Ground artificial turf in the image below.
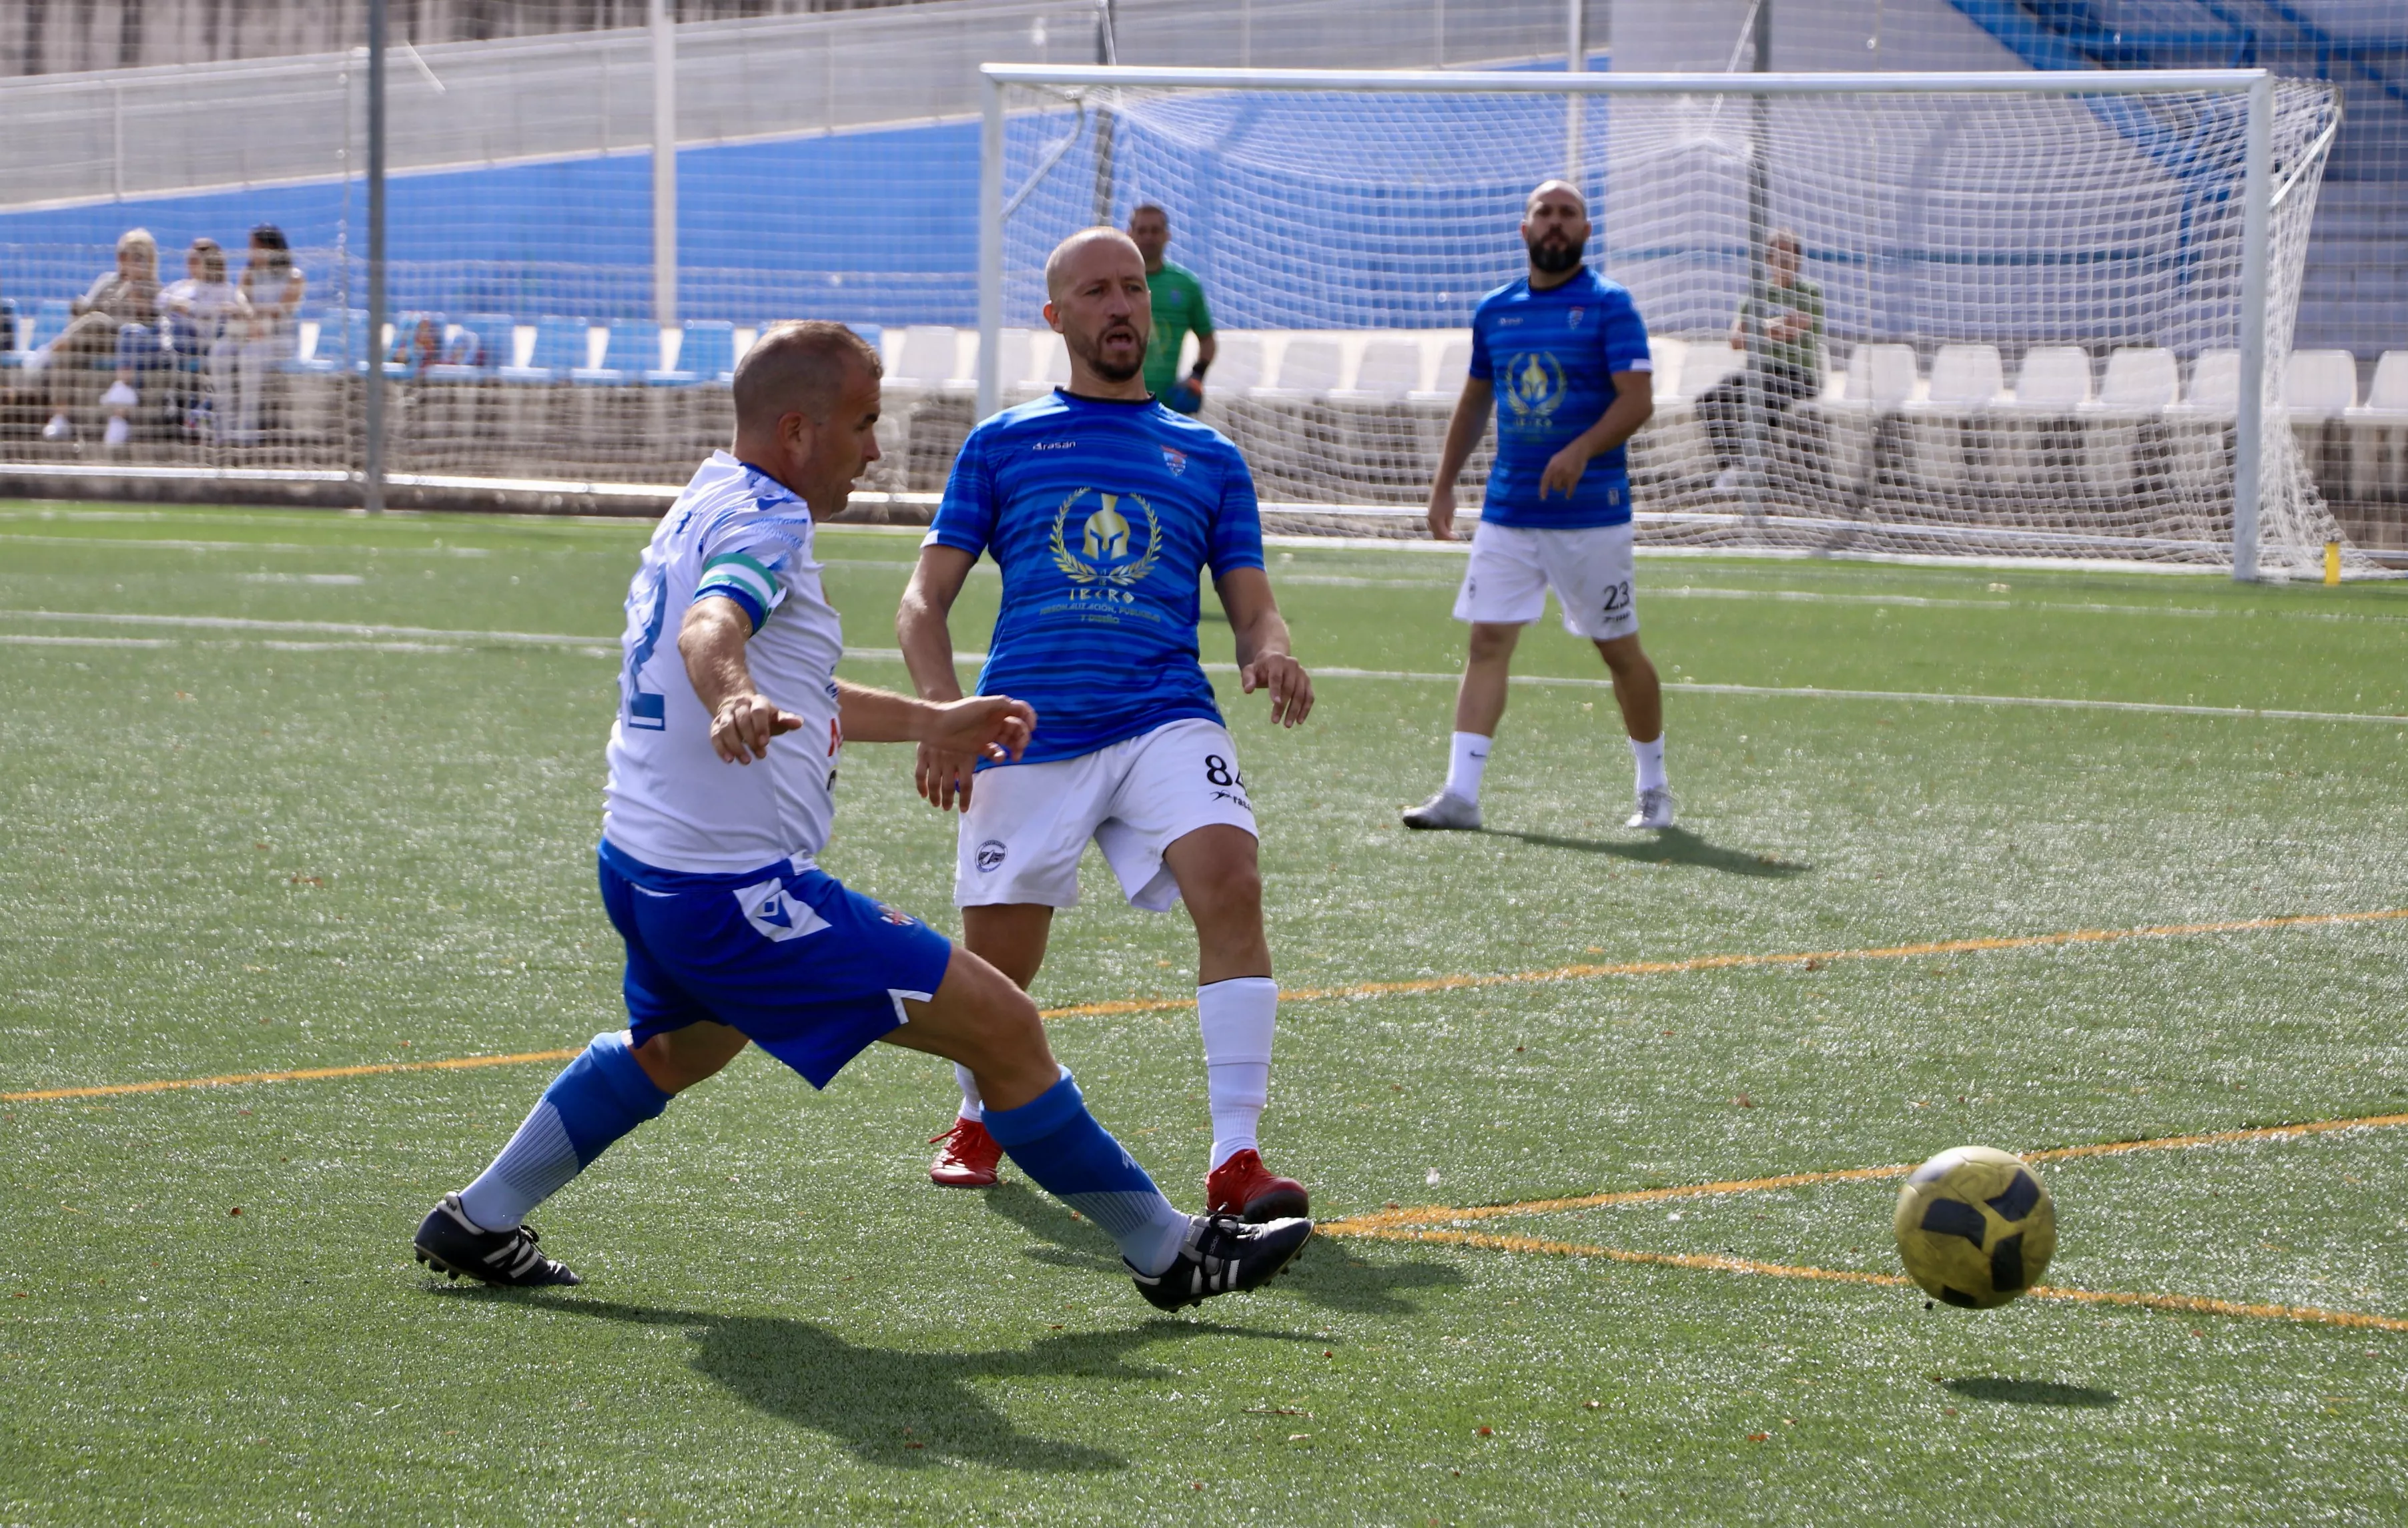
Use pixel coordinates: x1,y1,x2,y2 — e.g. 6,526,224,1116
2,500,2405,1525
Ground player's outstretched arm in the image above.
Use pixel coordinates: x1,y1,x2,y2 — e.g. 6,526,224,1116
681,595,805,765
1216,566,1314,729
1428,376,1494,541
897,544,983,811
835,680,1035,764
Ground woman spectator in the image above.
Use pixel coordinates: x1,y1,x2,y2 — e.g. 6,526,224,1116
159,237,248,441
230,224,306,446
39,228,163,446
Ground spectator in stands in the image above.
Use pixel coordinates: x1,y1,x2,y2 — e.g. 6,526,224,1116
159,237,248,440
390,315,443,375
39,228,164,446
230,224,306,446
1127,204,1216,413
1696,229,1824,490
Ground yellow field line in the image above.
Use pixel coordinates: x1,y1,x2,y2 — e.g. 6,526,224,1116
1330,1110,2408,1233
1327,1225,2408,1334
1034,906,2408,1020
0,1048,580,1103
7,906,2402,1105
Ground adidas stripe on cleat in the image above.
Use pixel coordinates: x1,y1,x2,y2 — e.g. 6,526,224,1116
1128,1212,1312,1312
412,1192,580,1287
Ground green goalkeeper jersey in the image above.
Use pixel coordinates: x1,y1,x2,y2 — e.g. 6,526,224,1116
1737,277,1825,376
1143,260,1214,397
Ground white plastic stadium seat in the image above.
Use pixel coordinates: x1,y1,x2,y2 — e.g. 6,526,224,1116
1647,336,1688,401
1921,344,2005,409
2175,350,2241,414
888,326,965,390
2284,349,2357,421
2347,350,2408,420
1409,334,1472,404
986,328,1035,394
2089,347,2179,412
2011,346,2092,409
1250,336,1343,399
1674,348,1741,401
1330,336,1423,402
1206,332,1266,394
1842,344,1918,406
1026,330,1071,390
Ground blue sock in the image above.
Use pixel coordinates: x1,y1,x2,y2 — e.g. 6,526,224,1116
458,1031,671,1230
982,1070,1190,1276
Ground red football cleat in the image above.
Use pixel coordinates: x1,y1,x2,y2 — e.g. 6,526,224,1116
1206,1148,1310,1224
929,1117,1003,1187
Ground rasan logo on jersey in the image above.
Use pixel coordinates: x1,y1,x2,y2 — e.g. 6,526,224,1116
1049,487,1163,608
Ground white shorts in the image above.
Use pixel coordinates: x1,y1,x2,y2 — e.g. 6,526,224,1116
1453,520,1639,641
955,717,1258,911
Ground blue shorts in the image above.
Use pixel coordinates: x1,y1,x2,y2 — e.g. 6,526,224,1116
597,839,955,1089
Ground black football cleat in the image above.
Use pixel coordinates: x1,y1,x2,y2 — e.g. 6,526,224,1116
412,1192,580,1287
1129,1212,1312,1312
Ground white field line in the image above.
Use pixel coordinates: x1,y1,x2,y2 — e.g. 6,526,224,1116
0,633,178,648
7,611,2403,726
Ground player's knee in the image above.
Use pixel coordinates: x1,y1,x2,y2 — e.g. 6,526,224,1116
1183,856,1264,929
1467,624,1521,663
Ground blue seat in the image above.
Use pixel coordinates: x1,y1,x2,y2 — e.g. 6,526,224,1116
424,313,514,382
647,320,736,386
500,315,589,383
570,320,659,386
25,298,73,354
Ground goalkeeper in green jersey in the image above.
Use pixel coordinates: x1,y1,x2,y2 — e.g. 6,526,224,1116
1128,203,1216,414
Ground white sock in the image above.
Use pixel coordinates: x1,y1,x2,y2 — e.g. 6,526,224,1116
1631,733,1667,794
953,1062,984,1123
103,416,131,446
1445,731,1491,805
1197,976,1277,1170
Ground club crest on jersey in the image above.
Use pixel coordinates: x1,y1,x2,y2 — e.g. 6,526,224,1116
1050,487,1162,602
1569,306,1586,329
1160,446,1188,476
1505,351,1567,426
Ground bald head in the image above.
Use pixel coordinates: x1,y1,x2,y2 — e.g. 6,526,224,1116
1526,179,1587,216
1046,227,1147,302
731,320,880,434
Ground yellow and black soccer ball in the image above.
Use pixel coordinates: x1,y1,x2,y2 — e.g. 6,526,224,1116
1893,1146,2056,1309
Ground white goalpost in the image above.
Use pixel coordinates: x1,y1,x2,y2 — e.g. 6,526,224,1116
976,64,2347,579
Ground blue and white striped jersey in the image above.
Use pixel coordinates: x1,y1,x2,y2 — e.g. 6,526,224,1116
1469,268,1653,528
926,390,1266,765
603,452,846,873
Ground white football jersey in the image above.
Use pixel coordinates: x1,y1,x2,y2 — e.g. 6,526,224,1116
603,452,845,873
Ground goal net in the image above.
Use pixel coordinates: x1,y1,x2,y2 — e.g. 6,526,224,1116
981,67,2350,575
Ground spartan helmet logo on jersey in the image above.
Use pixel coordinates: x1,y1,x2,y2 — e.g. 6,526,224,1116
1505,350,1565,426
1050,488,1164,589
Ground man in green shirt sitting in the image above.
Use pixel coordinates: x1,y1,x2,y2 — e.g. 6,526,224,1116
1128,204,1216,413
1697,228,1825,488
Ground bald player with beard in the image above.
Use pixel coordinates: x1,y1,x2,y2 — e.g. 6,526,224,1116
898,229,1317,1223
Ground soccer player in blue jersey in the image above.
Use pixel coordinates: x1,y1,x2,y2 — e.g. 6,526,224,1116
896,229,1316,1223
411,321,1310,1308
1404,180,1673,833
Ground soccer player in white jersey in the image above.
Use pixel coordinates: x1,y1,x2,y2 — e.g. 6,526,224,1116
1404,180,1673,833
411,322,1310,1309
897,229,1316,1223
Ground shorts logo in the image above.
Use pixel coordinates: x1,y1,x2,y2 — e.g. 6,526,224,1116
1160,446,1188,476
975,839,1008,872
735,877,830,943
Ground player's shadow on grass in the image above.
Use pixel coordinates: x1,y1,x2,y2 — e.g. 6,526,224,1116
1485,825,1809,879
480,1290,1309,1472
1943,1377,2119,1408
981,1181,1468,1315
